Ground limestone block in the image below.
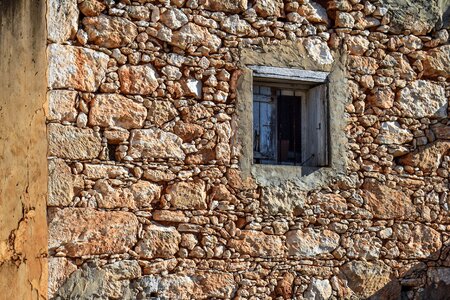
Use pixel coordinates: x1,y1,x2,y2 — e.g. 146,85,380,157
340,261,400,299
94,179,136,209
89,94,147,129
402,224,442,259
193,271,236,298
146,100,178,127
48,123,102,160
48,257,77,299
398,80,447,118
131,275,196,299
48,208,139,256
47,90,78,122
304,279,332,300
398,140,450,175
361,181,414,220
254,0,283,17
79,0,106,17
135,224,181,259
131,181,162,208
285,228,339,257
48,159,74,206
228,230,284,257
423,45,450,79
166,180,207,209
48,44,109,92
221,15,252,36
368,87,394,109
203,0,247,13
128,128,185,160
118,64,159,95
82,15,138,48
48,0,79,42
303,38,334,65
160,8,188,30
171,23,221,51
346,35,369,56
375,121,413,145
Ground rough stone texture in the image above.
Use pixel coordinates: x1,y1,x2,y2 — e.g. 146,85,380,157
228,230,284,257
402,224,442,259
45,0,450,298
83,15,138,48
397,80,447,118
423,45,450,79
89,94,147,129
286,228,340,257
48,44,109,92
48,257,77,298
362,181,415,220
48,123,102,160
48,0,78,43
166,180,207,209
376,121,414,145
0,1,48,298
203,0,247,13
340,260,400,299
118,64,159,95
128,128,185,160
48,159,74,206
304,278,332,300
47,90,78,122
135,224,181,259
48,208,139,257
399,141,450,175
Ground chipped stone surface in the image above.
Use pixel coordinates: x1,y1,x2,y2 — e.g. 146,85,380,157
118,64,159,95
171,23,221,51
128,128,185,160
83,15,138,48
303,38,334,66
228,230,284,257
48,0,78,42
135,224,181,259
166,180,207,209
397,80,447,118
47,90,78,122
48,208,139,256
89,94,147,129
48,123,102,160
376,121,414,145
203,0,247,13
48,44,109,92
423,45,450,79
286,228,340,257
48,159,74,206
399,140,450,175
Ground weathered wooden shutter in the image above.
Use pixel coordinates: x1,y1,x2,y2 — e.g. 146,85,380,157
303,84,328,167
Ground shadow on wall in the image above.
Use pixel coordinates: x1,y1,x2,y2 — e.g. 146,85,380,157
338,244,450,300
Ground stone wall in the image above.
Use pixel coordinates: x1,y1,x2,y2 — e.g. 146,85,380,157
0,0,48,299
47,0,450,299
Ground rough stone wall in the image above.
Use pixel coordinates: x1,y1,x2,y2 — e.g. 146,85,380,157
47,0,450,299
0,0,48,299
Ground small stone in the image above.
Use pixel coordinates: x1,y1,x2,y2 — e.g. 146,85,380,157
89,94,147,129
135,224,181,259
203,0,247,13
348,56,378,74
118,64,159,95
76,112,88,128
275,272,294,299
254,0,283,17
48,123,102,160
336,11,355,28
171,23,221,52
48,44,109,92
82,15,138,48
181,78,202,98
368,87,394,109
346,35,370,56
221,15,252,36
131,181,162,208
126,6,150,21
173,121,204,142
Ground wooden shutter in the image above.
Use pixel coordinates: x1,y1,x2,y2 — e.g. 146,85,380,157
303,84,328,167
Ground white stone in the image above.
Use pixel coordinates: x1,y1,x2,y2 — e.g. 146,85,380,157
303,38,334,65
398,80,447,118
160,8,188,30
286,228,340,257
47,90,78,122
48,0,78,42
376,121,414,145
304,279,332,300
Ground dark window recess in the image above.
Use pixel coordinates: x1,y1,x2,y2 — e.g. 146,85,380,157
253,84,328,167
107,144,117,161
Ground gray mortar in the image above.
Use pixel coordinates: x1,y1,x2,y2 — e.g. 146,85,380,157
234,41,350,215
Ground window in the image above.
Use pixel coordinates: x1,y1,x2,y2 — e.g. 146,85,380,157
251,66,329,168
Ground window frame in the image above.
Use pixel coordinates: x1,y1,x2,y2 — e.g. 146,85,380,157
249,65,330,173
